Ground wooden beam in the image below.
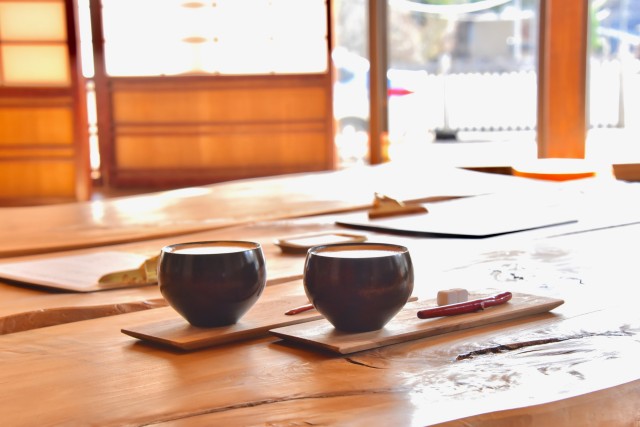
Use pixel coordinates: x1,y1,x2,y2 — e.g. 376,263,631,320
88,0,114,187
537,0,589,159
65,0,91,201
368,0,389,164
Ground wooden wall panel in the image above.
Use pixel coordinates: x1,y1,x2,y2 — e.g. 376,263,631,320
105,75,334,187
0,161,75,198
0,104,73,145
116,129,327,169
0,94,77,202
112,85,327,123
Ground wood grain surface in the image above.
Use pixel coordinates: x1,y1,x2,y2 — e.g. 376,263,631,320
0,212,490,334
0,291,637,426
122,279,323,350
1,168,640,425
271,292,564,354
0,163,552,257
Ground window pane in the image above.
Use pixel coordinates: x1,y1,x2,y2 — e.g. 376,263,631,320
77,0,95,77
1,45,70,85
332,0,369,167
587,0,640,163
386,0,539,163
332,0,540,167
0,2,67,41
101,0,328,77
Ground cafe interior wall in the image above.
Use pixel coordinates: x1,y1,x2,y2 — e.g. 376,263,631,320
0,0,336,205
1,0,639,206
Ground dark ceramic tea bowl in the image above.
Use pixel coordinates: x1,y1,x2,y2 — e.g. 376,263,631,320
303,242,414,332
158,241,266,327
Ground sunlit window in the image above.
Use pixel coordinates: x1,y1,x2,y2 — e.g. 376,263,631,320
100,0,328,77
332,0,640,168
587,0,640,163
0,1,70,86
387,0,539,161
332,0,540,166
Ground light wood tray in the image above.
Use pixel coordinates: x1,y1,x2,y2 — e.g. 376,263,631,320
270,292,564,354
122,283,322,351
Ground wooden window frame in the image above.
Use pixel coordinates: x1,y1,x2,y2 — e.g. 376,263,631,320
89,0,335,189
0,0,90,202
367,0,590,163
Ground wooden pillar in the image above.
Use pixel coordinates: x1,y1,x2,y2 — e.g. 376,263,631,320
537,0,589,159
64,0,91,201
89,0,113,187
368,0,388,164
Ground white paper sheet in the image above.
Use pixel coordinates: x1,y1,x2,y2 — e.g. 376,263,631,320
0,251,150,292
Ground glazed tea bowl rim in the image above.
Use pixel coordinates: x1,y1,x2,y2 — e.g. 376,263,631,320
161,240,262,255
307,241,410,257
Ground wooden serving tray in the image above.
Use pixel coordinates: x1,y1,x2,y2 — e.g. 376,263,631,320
270,292,564,354
122,281,322,351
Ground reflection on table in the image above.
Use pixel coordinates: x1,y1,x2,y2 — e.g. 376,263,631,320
1,164,639,426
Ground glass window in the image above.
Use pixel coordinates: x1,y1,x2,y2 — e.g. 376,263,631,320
0,1,70,86
0,2,66,40
100,0,328,77
387,0,539,162
587,0,640,163
332,0,369,167
2,45,70,84
332,0,540,167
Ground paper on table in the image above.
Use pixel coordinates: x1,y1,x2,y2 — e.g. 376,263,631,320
336,192,578,238
0,251,153,292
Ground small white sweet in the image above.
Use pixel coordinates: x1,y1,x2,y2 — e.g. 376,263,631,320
437,288,469,306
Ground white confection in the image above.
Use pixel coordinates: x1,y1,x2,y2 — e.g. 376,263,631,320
437,288,469,306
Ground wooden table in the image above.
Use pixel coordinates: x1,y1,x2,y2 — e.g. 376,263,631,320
0,219,339,333
0,215,479,334
0,167,639,426
0,163,553,258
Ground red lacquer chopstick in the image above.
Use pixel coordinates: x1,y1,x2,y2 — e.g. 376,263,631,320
416,291,513,319
284,304,315,316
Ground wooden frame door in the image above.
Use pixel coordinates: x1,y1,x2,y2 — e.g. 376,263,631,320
0,0,90,204
90,0,335,190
